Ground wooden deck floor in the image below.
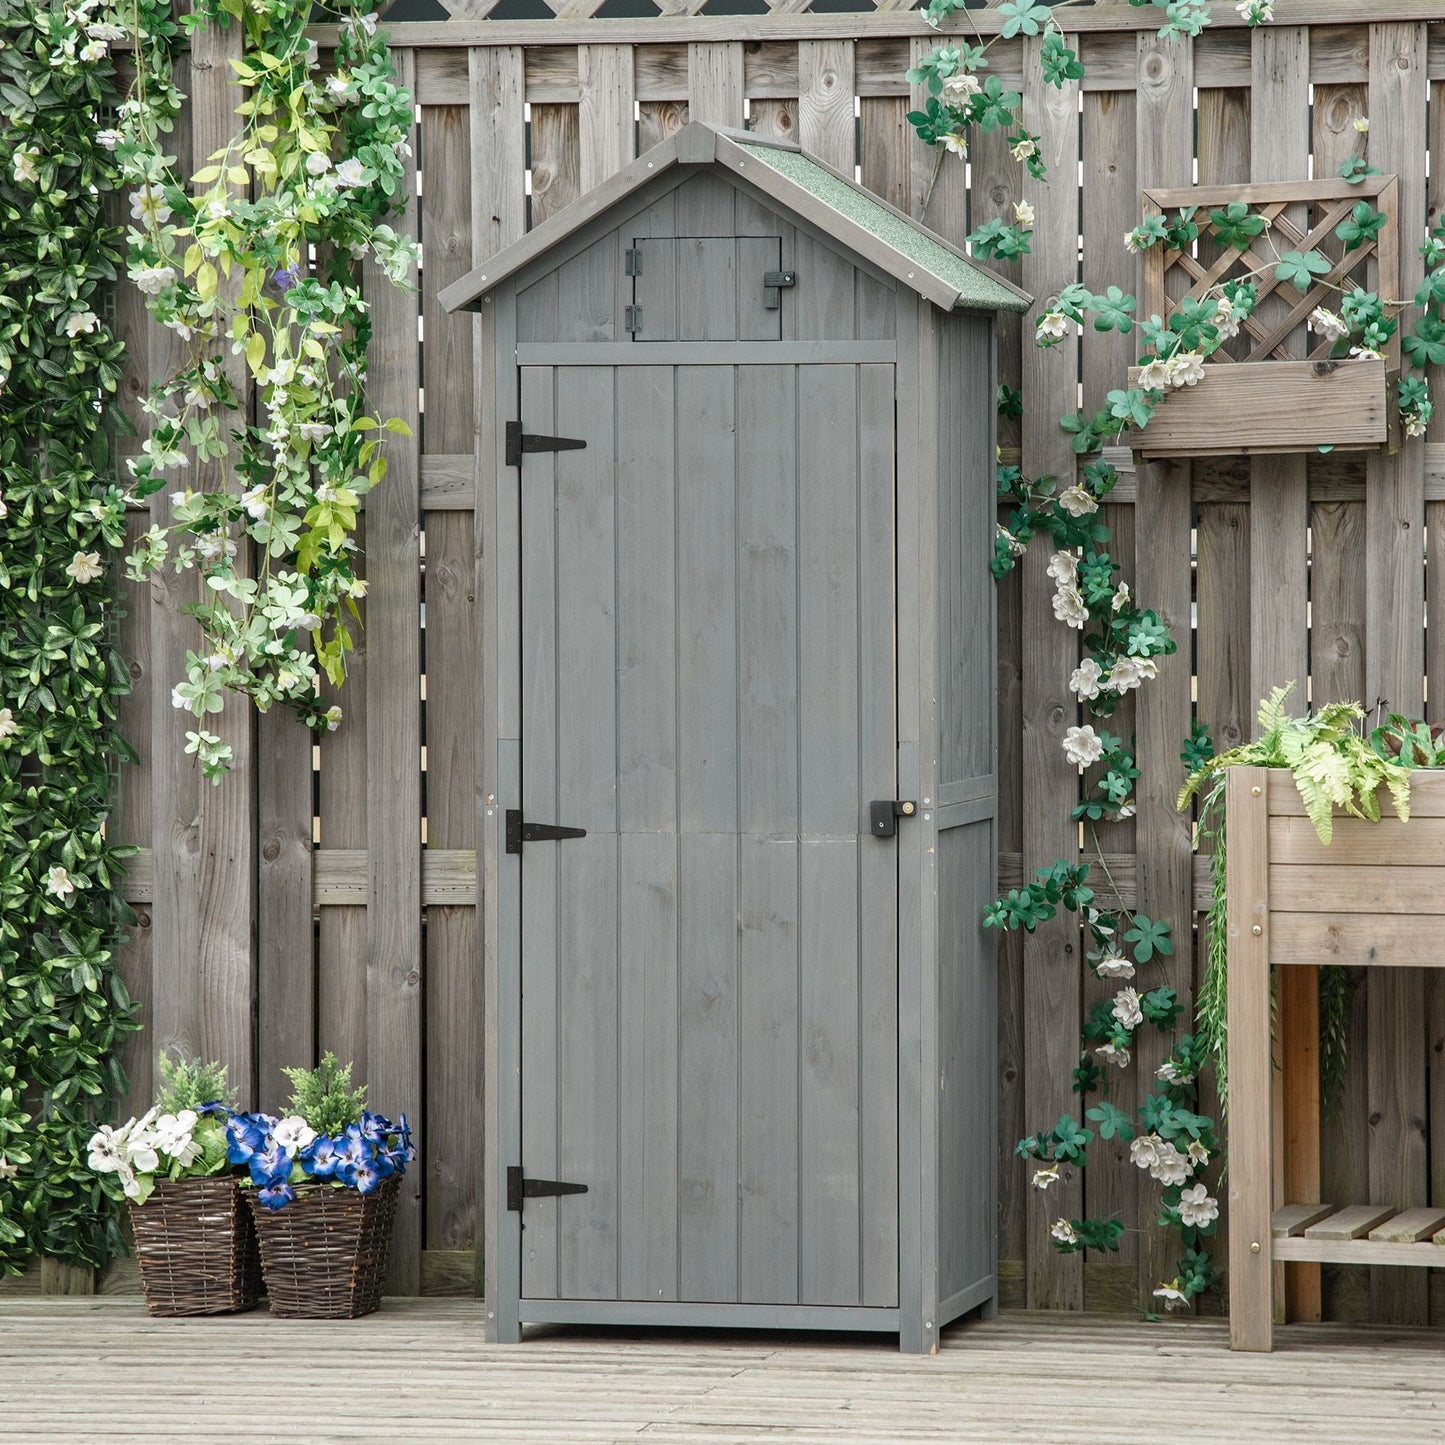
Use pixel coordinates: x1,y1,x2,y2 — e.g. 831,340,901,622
2,1297,1442,1444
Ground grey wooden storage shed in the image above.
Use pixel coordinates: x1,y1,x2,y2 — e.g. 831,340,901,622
439,121,1029,1353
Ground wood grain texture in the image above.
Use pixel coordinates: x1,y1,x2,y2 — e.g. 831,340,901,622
797,40,854,173
686,42,743,127
363,48,423,1296
1018,32,1081,1314
578,45,635,191
1364,19,1429,1330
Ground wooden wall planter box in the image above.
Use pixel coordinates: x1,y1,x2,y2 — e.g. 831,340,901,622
1127,175,1399,462
1127,358,1395,459
1225,767,1445,1352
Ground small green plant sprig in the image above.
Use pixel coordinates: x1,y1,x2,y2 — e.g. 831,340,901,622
0,0,139,1276
281,1052,367,1138
156,1050,237,1114
1181,684,1415,1110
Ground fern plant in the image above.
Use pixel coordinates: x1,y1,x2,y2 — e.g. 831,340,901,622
281,1053,367,1138
155,1052,237,1115
1180,685,1413,1113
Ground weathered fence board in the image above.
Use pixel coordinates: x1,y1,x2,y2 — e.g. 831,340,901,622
100,12,1444,1319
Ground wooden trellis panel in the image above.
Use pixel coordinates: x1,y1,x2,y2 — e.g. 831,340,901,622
81,9,1445,1320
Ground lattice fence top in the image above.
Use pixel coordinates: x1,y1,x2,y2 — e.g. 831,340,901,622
384,0,916,20
1141,175,1401,367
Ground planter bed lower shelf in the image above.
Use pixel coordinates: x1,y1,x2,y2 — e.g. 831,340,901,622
1271,1204,1445,1267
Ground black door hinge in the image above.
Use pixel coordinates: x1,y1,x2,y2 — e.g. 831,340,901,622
507,1165,588,1212
505,421,587,468
505,809,587,855
763,270,797,309
869,799,917,837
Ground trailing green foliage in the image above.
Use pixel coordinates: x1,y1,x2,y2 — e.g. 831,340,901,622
0,0,138,1275
281,1052,367,1138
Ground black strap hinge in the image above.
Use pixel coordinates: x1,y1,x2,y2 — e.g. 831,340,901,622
507,1165,588,1212
505,809,587,854
505,421,587,468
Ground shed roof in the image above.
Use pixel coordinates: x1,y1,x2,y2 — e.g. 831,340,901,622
437,122,1032,317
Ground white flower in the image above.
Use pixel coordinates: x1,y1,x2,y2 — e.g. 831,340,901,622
129,185,172,225
326,74,353,101
1154,1280,1191,1311
94,129,120,151
240,486,270,521
997,524,1025,559
87,1124,124,1174
1111,581,1130,614
1035,310,1069,342
1354,116,1370,134
941,71,980,102
1349,345,1385,362
273,1115,318,1152
1150,1143,1192,1187
348,9,377,35
940,131,967,159
1052,585,1088,629
1063,724,1104,770
0,1157,16,1180
12,145,39,186
1046,550,1078,588
1130,1135,1164,1172
205,198,229,222
86,21,126,41
1013,199,1035,229
1070,658,1104,701
1050,1219,1078,1245
1106,801,1137,822
0,490,6,518
79,39,108,62
1135,357,1174,391
1057,484,1098,518
1107,655,1158,694
1095,1040,1130,1069
165,317,195,341
1011,135,1037,162
1165,351,1206,388
1406,415,1428,439
334,157,368,189
346,578,368,599
45,865,75,899
1213,294,1243,341
64,311,99,338
131,265,175,296
1177,1183,1218,1229
1309,307,1349,343
305,150,332,176
151,1111,201,1166
296,422,333,444
1096,955,1134,979
65,551,103,584
195,534,236,563
0,707,16,739
1186,1139,1210,1166
1112,986,1143,1029
171,686,188,711
205,653,230,673
324,705,343,732
1156,1060,1193,1085
1032,1165,1060,1191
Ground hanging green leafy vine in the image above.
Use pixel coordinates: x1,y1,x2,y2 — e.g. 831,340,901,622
117,0,418,780
0,0,139,1275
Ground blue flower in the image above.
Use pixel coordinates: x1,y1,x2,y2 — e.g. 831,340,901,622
358,1111,390,1145
195,1100,230,1119
247,1138,293,1186
345,1157,382,1194
225,1113,268,1165
256,1174,296,1210
270,265,302,297
391,1112,414,1161
298,1134,341,1178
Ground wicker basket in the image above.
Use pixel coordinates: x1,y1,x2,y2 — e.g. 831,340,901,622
246,1176,399,1318
128,1176,264,1316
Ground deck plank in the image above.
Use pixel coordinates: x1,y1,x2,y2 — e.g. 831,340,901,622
3,1300,1445,1442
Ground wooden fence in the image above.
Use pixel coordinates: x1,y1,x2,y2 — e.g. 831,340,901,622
97,0,1445,1316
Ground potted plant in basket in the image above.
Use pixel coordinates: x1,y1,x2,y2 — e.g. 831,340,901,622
86,1052,262,1316
229,1053,414,1319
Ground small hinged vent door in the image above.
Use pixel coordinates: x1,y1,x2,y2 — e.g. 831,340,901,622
630,236,783,341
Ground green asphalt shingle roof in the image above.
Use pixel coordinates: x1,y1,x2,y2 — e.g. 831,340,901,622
734,141,1032,315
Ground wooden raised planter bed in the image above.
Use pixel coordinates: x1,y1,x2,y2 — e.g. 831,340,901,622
1225,766,1445,1352
1128,176,1400,460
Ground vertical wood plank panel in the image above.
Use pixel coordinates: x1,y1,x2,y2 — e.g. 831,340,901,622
364,47,422,1295
1365,19,1429,1328
797,40,855,173
908,40,965,242
529,104,581,227
748,98,797,147
858,98,908,213
640,99,689,153
471,46,526,262
579,45,636,192
1019,31,1082,1313
687,42,744,128
1133,25,1195,1311
422,99,481,1257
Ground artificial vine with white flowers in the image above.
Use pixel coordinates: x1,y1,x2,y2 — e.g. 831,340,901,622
117,0,418,780
0,0,139,1277
911,0,1445,1311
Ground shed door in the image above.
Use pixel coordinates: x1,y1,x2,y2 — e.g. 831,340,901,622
517,363,899,1310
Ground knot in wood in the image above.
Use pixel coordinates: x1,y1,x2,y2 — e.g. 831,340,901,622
262,839,281,862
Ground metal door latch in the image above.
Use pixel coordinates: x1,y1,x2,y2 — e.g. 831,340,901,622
869,799,917,837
